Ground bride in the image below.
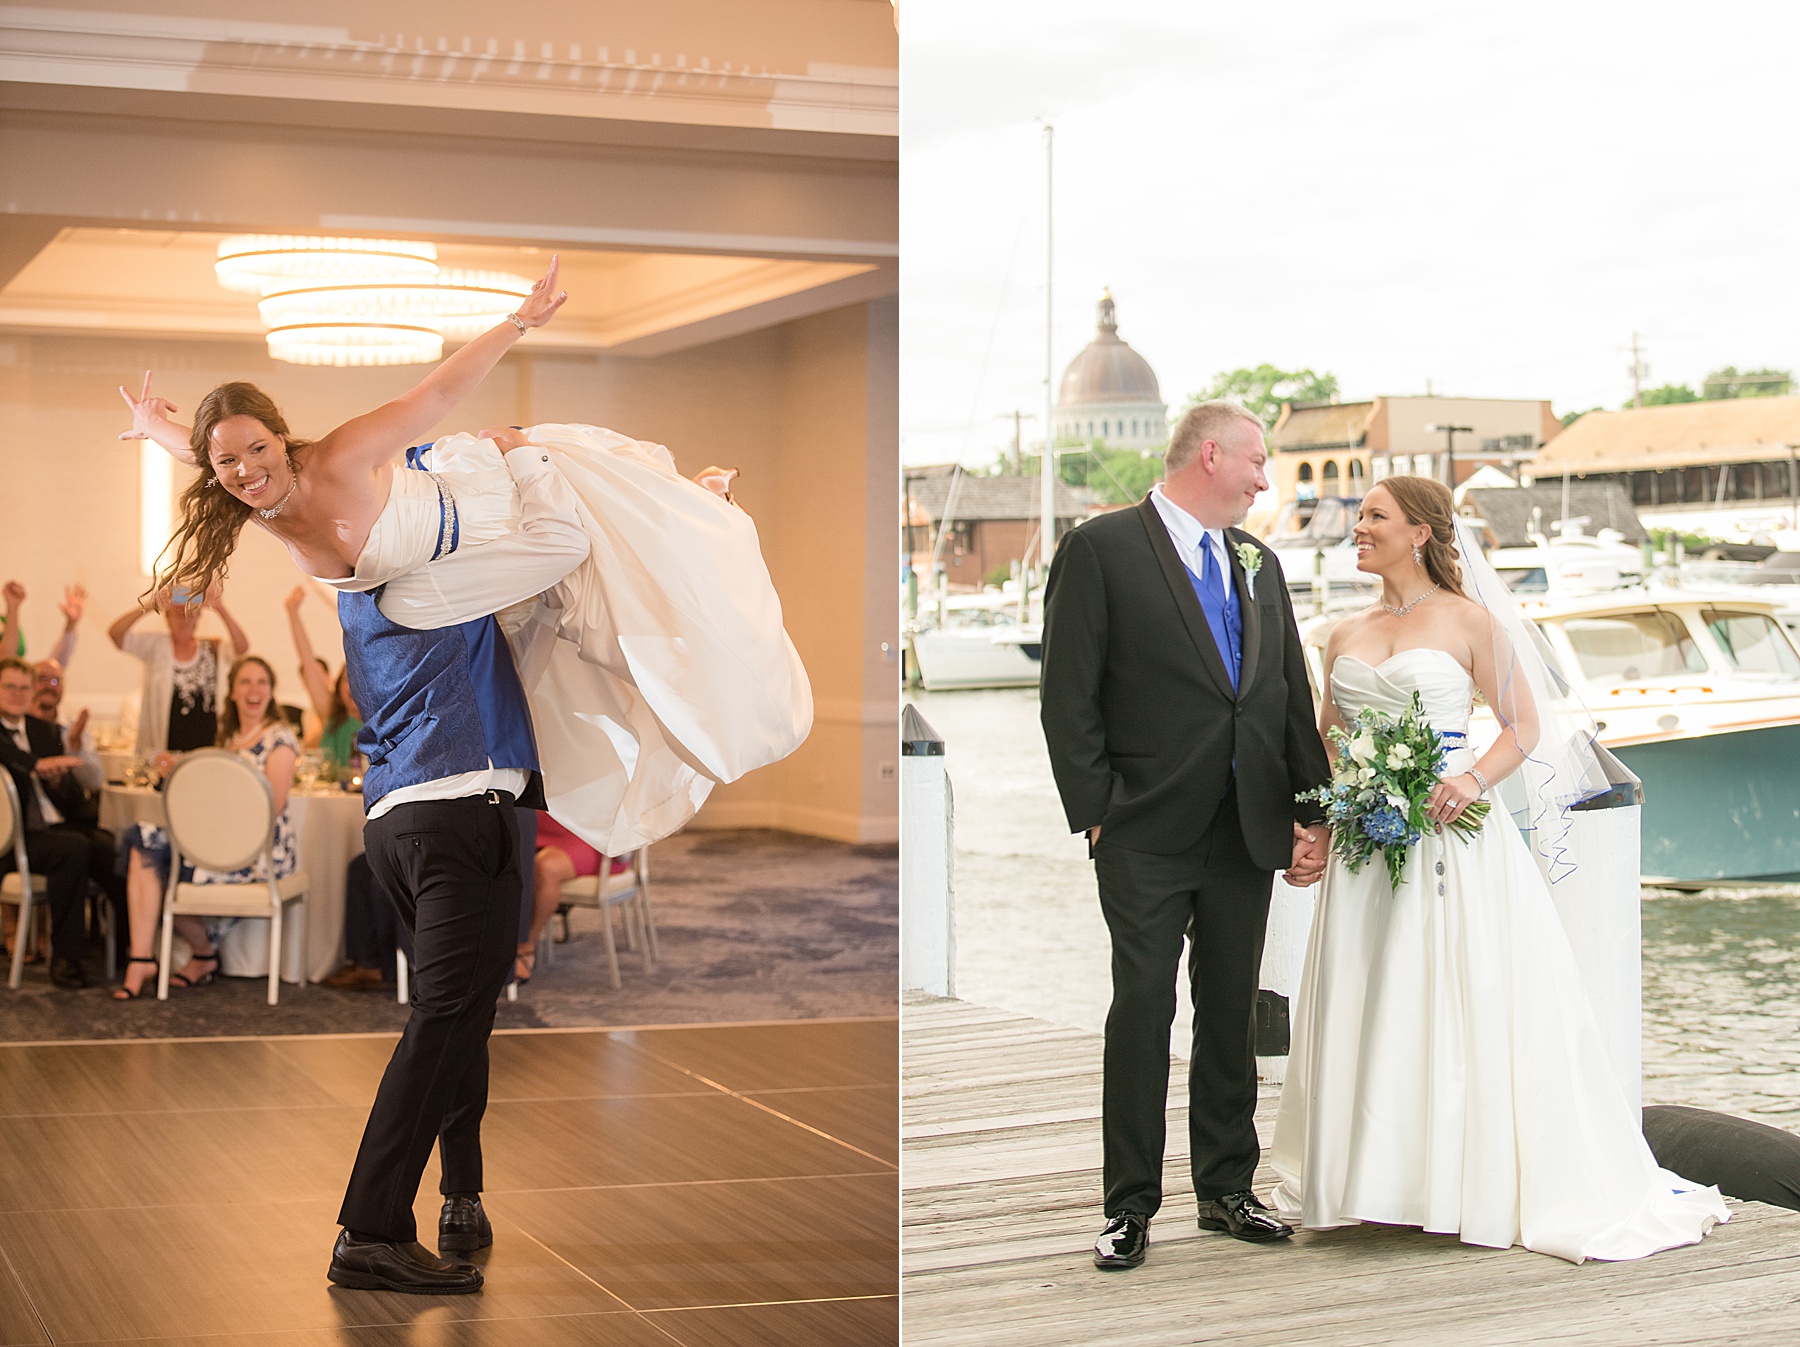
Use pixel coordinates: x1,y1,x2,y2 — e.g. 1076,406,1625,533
1268,475,1726,1264
118,256,811,851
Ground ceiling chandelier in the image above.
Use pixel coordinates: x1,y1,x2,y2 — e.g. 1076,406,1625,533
215,236,533,367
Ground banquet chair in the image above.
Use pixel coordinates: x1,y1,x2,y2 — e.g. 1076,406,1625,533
0,775,35,990
156,750,308,1006
0,775,119,987
554,847,655,992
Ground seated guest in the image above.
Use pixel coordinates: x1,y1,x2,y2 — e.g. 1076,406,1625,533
322,854,405,991
108,583,249,758
1,580,83,668
516,810,615,986
283,586,363,768
114,656,299,1000
0,658,92,988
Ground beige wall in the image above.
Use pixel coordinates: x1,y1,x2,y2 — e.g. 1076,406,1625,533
0,299,896,843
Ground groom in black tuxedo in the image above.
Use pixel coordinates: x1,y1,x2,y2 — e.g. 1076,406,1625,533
1040,401,1333,1268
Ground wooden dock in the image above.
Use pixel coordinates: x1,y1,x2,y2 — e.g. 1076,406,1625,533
903,994,1800,1347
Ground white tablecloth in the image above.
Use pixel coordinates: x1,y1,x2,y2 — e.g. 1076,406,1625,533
100,785,366,983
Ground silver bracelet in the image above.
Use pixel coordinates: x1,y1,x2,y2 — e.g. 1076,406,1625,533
506,312,528,335
1468,766,1490,797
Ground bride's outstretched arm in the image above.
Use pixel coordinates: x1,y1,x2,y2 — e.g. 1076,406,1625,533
117,372,196,464
310,257,569,479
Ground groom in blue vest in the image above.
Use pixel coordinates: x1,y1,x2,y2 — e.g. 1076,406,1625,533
326,436,589,1295
1040,401,1333,1270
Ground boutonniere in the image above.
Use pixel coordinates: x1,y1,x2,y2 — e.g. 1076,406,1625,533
1234,541,1263,588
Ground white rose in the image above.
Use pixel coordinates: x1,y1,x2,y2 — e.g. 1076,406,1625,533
1358,766,1376,785
1348,733,1377,765
1385,793,1406,810
1389,743,1413,763
1385,749,1409,771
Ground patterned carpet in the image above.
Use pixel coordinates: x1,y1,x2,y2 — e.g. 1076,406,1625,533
0,829,898,1041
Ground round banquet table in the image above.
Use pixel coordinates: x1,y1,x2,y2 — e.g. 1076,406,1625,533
99,784,366,984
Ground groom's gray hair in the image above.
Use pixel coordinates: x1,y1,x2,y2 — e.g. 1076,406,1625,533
1165,401,1265,473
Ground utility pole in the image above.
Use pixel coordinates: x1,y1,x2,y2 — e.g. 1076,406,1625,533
997,409,1030,474
1424,423,1473,490
1628,331,1647,408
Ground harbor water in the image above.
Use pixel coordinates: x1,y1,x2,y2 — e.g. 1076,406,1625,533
910,686,1800,1130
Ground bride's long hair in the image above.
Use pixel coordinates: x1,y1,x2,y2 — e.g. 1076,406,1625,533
150,383,314,601
1372,476,1466,599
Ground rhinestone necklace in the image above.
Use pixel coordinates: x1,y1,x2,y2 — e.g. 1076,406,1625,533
256,476,299,521
1381,583,1439,618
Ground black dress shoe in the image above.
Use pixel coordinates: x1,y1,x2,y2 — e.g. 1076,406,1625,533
438,1193,493,1253
49,958,86,990
326,1230,483,1294
1093,1212,1149,1269
1196,1190,1293,1243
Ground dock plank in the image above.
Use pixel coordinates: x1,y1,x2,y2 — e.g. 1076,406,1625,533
902,993,1800,1346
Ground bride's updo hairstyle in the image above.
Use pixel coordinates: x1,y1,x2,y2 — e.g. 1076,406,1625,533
151,382,314,601
1371,475,1465,599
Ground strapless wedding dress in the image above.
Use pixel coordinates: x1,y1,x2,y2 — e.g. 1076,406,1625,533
1268,648,1726,1263
311,424,812,853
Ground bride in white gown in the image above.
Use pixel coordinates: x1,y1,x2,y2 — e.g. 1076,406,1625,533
1268,476,1726,1264
117,257,810,852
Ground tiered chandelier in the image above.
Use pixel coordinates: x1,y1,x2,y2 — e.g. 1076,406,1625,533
215,236,534,367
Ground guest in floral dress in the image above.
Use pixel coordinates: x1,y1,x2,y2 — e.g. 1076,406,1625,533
114,656,299,999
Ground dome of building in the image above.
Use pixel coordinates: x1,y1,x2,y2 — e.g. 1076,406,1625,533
1054,290,1168,451
1058,290,1162,406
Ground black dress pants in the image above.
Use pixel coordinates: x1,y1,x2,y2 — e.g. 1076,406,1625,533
0,827,89,968
1093,785,1275,1218
337,794,522,1243
44,822,121,949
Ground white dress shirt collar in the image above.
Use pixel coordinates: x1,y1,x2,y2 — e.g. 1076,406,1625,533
1150,485,1228,575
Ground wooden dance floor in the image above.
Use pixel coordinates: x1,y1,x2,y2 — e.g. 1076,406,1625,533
0,1018,897,1345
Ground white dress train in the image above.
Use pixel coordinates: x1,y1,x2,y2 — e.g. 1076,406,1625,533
311,423,812,854
1268,648,1726,1264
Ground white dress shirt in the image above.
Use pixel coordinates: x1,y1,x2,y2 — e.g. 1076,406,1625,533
365,445,592,820
1150,485,1230,595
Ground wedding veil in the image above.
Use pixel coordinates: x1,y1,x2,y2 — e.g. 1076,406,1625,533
1453,517,1608,883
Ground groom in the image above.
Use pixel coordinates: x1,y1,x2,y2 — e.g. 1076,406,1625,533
326,435,590,1294
1040,400,1332,1269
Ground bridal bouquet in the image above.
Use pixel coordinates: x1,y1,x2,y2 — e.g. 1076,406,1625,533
1296,692,1490,890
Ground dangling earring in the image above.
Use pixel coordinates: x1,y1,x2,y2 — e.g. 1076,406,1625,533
1412,543,1424,568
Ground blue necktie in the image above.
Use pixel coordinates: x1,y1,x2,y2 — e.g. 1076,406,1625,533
1200,534,1225,604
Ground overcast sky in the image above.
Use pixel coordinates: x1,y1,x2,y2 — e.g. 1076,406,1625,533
900,0,1800,467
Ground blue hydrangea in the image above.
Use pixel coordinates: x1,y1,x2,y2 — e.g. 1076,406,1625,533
1363,806,1413,848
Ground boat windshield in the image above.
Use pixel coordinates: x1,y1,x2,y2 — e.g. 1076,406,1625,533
1558,611,1707,682
1499,567,1548,595
1701,609,1800,677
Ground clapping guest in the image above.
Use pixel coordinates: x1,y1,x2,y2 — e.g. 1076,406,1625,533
108,583,249,758
0,658,92,988
282,586,363,768
114,656,299,999
1,581,84,668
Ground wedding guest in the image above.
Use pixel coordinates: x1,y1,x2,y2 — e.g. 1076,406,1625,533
114,655,299,999
0,658,92,988
29,656,124,955
2,581,84,668
108,584,249,757
283,586,363,767
516,810,620,985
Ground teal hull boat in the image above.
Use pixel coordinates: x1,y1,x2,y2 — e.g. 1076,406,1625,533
1616,723,1800,885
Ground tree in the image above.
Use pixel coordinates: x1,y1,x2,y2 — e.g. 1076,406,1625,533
1188,365,1339,428
1561,407,1601,428
1702,366,1792,400
1636,383,1699,407
1018,443,1162,507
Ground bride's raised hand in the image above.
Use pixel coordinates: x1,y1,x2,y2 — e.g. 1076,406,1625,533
512,255,569,329
117,371,197,464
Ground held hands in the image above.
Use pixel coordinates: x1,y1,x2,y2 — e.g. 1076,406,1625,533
117,372,196,464
1426,773,1482,829
511,255,569,330
1284,822,1329,888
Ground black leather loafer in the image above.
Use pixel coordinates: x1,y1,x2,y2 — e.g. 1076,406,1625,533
49,957,86,990
1196,1190,1293,1243
326,1230,483,1294
438,1193,493,1253
1093,1212,1149,1269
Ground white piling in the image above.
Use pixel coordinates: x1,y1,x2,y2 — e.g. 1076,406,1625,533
901,705,955,997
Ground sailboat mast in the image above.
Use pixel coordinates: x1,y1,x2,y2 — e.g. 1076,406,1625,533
1040,121,1056,575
